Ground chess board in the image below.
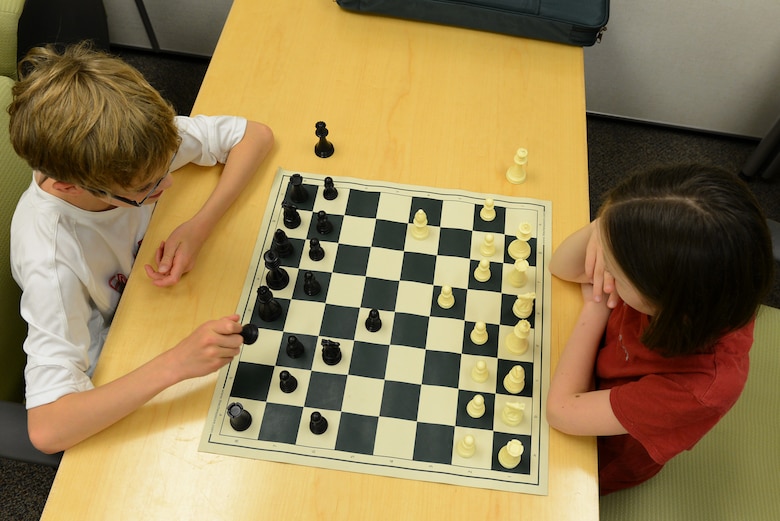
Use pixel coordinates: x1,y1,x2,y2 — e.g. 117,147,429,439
199,168,552,495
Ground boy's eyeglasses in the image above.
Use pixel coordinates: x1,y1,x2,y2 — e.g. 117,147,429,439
92,151,177,207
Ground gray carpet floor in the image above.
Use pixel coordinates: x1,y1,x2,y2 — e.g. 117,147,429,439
2,48,778,520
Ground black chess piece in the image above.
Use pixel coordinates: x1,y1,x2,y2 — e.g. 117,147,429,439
263,250,290,290
314,121,334,158
308,238,325,261
279,370,298,393
255,285,283,322
321,339,342,365
322,177,338,200
271,228,294,258
240,324,259,345
227,402,252,431
315,210,333,235
282,203,301,229
302,270,321,296
286,335,305,358
309,411,328,435
365,308,382,332
288,173,308,203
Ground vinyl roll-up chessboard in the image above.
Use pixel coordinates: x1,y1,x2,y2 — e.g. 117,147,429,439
200,167,552,495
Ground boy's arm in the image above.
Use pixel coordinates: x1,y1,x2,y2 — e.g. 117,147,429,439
27,315,244,454
145,121,274,286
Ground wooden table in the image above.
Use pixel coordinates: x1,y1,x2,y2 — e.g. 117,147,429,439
42,1,596,519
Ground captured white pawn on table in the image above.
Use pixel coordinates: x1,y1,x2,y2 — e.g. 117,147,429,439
507,222,533,261
505,147,528,185
411,208,428,239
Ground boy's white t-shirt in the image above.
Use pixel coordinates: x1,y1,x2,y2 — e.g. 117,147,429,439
11,115,248,409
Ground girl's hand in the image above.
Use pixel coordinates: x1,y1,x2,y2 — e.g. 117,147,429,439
584,220,621,308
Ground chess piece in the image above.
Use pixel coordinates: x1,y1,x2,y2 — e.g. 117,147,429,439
255,286,283,322
309,411,329,434
508,259,529,288
501,402,525,427
466,394,486,418
321,339,342,365
322,176,338,200
282,203,301,229
316,210,333,235
365,308,382,332
272,228,294,258
512,292,536,319
227,402,252,432
264,250,290,290
480,233,496,257
498,439,524,469
314,121,334,158
437,285,455,309
470,321,488,345
505,148,528,184
503,365,526,394
480,198,496,221
302,270,321,296
410,209,429,240
506,319,531,355
473,258,491,283
308,238,325,261
507,222,532,260
279,370,298,393
471,360,489,383
240,324,259,345
286,335,305,358
288,173,308,203
456,434,476,458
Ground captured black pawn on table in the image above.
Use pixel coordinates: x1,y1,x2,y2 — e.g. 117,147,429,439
255,285,283,322
314,121,334,158
227,402,252,431
288,173,309,203
263,250,289,290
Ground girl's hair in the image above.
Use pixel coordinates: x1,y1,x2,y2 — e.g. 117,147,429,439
8,42,180,191
598,164,774,356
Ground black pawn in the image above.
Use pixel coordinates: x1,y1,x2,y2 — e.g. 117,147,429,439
314,121,334,158
309,411,328,435
321,339,342,365
302,270,321,296
316,210,333,235
279,370,298,393
286,335,305,359
282,203,301,229
227,402,252,431
264,250,290,290
322,177,338,200
272,229,294,258
255,286,283,322
365,308,382,332
308,238,325,261
240,324,259,345
288,173,308,203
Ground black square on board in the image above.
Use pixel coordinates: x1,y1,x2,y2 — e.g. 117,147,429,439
380,381,420,421
361,278,399,311
258,403,302,444
291,270,331,303
335,413,378,455
409,197,442,226
275,236,305,268
251,296,290,331
500,294,536,328
319,305,360,339
304,372,347,410
421,351,461,388
333,244,371,276
389,313,429,348
231,362,274,402
472,204,506,233
306,212,343,243
461,322,499,356
437,228,472,258
275,333,317,370
400,252,436,284
455,390,495,429
496,360,534,398
348,342,389,379
429,286,467,320
503,238,538,266
284,179,316,212
491,432,533,475
372,220,407,250
467,259,503,292
345,190,381,218
413,423,454,464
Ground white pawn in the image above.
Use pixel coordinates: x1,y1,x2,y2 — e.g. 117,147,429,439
503,365,526,394
501,402,525,427
480,233,496,257
471,360,489,383
456,434,476,458
512,292,536,319
411,209,429,240
498,439,525,469
508,259,529,288
470,321,488,345
466,394,486,418
505,148,528,184
479,198,496,221
437,285,455,309
507,222,532,260
473,258,491,282
505,319,531,355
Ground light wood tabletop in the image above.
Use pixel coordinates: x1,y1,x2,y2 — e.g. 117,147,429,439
41,1,596,519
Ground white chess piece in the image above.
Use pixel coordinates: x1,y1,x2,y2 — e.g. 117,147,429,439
505,148,528,184
508,259,529,288
456,434,476,458
471,360,489,383
473,258,491,282
411,209,429,240
466,394,486,418
480,233,496,257
501,402,525,427
470,321,488,345
437,285,455,309
507,222,532,260
512,292,536,319
479,198,496,221
498,439,525,469
505,319,531,355
503,365,526,394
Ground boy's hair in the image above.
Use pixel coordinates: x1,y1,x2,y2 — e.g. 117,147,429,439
598,164,774,356
8,42,180,191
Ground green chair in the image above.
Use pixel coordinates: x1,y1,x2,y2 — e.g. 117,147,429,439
600,305,780,521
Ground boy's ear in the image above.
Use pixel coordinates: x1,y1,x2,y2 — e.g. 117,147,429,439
50,180,88,195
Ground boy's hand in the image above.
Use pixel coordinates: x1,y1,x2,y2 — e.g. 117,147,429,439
167,315,244,381
144,221,207,287
584,220,620,308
